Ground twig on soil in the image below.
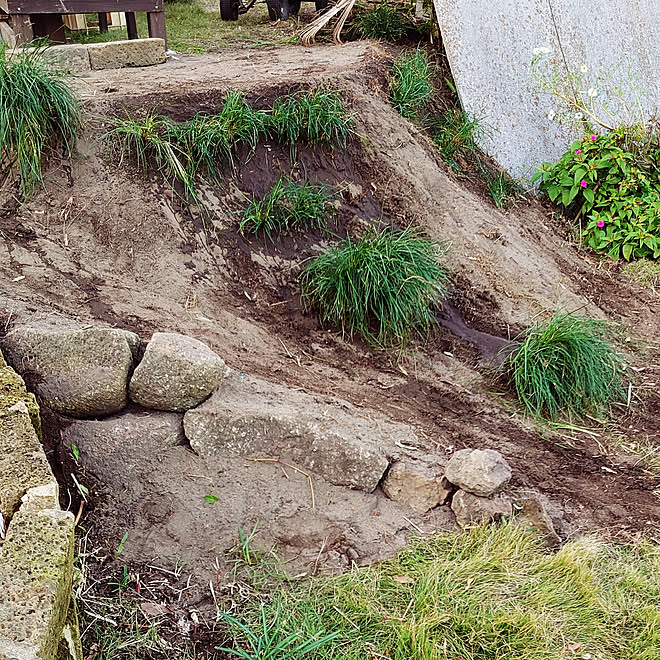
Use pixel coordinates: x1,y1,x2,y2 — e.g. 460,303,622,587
403,516,425,534
250,457,316,509
278,338,303,368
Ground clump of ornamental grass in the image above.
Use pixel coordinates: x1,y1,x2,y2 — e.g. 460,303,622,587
389,49,432,118
355,1,405,41
0,46,80,197
172,91,268,180
500,312,626,420
239,178,333,237
105,113,196,199
429,107,485,171
269,89,353,147
300,226,450,347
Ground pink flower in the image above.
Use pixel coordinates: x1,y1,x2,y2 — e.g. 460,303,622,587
580,180,588,188
575,149,582,154
590,135,597,140
597,220,605,228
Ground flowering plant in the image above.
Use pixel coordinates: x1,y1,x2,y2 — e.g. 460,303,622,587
533,129,660,260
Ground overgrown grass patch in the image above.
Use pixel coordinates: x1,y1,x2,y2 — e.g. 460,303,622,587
269,90,354,147
429,107,484,172
355,1,405,41
239,178,333,237
485,169,523,209
0,46,80,197
622,259,660,292
229,524,659,660
300,226,449,347
389,49,432,118
500,312,627,421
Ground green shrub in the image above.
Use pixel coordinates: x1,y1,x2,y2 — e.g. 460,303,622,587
389,49,432,118
501,312,626,420
105,113,196,199
429,108,484,171
239,178,333,237
300,226,449,347
532,128,660,261
356,2,405,41
270,90,353,147
0,46,80,197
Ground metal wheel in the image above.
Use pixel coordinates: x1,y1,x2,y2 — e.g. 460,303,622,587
220,0,239,20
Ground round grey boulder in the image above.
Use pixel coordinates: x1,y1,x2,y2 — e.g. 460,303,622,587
129,332,226,412
444,448,512,497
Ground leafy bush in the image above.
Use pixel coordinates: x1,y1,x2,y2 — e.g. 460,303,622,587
501,312,626,420
270,90,353,147
429,108,484,171
356,2,405,41
239,178,333,237
533,128,660,260
300,226,449,347
389,50,432,118
0,46,80,197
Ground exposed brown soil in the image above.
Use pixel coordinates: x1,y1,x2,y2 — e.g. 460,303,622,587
0,42,658,654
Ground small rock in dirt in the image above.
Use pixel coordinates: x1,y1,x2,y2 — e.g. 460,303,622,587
382,460,451,513
183,372,412,492
451,489,512,525
61,410,184,484
129,332,227,412
444,448,512,497
514,497,561,545
2,326,137,417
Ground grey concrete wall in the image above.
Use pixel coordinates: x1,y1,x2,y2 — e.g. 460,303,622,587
433,0,660,180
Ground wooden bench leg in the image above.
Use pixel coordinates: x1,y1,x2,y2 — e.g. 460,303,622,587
98,12,109,33
147,10,167,48
10,14,34,45
125,12,138,39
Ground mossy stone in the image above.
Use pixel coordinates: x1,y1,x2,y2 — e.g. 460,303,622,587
0,351,42,438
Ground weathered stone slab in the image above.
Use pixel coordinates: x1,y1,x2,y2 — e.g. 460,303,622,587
0,509,75,660
87,38,166,70
2,327,136,418
61,410,184,484
0,409,55,518
0,357,42,437
433,0,660,179
451,489,512,525
382,459,451,513
7,45,90,74
129,333,227,412
184,372,403,492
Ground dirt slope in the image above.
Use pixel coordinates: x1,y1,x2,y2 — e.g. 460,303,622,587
0,43,658,583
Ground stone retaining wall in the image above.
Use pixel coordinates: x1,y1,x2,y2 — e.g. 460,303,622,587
0,352,82,660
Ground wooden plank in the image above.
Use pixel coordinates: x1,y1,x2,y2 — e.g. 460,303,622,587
125,9,137,38
10,13,32,44
4,0,162,14
146,9,165,45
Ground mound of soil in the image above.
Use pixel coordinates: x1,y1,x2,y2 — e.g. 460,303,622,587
1,44,658,610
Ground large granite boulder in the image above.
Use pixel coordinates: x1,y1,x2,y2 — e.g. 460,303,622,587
2,327,138,418
183,372,406,492
444,448,512,497
129,333,227,412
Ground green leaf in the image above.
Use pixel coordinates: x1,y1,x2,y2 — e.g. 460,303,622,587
573,168,586,184
583,188,595,205
622,243,633,260
548,185,561,202
72,444,80,462
204,494,220,504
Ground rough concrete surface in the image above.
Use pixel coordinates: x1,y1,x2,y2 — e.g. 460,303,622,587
8,44,90,73
87,38,166,70
184,371,409,492
434,0,660,179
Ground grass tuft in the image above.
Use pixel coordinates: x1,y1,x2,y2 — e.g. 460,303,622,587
239,178,333,237
500,312,626,420
429,107,484,171
0,45,80,197
389,49,432,118
486,169,523,209
242,523,659,660
356,2,405,41
300,225,449,347
270,89,353,147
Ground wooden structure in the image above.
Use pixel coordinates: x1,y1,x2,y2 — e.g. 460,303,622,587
1,0,166,46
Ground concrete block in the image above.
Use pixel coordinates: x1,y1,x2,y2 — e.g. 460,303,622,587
87,38,166,70
6,45,90,74
0,509,75,660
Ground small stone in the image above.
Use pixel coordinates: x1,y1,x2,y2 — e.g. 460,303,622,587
514,497,561,545
444,448,512,496
451,489,512,525
382,460,451,513
129,333,227,412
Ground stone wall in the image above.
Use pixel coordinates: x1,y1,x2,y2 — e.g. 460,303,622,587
0,352,82,660
433,0,660,179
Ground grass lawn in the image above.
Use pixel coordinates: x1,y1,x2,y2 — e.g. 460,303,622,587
66,2,314,53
